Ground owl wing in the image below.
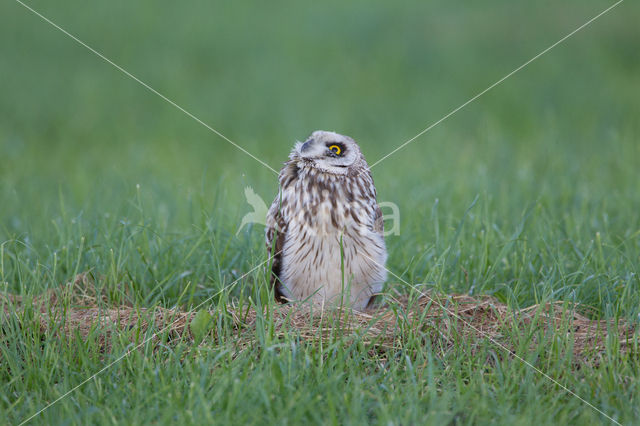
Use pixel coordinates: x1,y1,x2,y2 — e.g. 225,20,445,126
372,203,384,235
265,192,287,302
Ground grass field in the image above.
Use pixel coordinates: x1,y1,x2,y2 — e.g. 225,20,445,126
1,0,639,424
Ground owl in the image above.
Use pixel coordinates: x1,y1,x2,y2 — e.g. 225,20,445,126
265,130,387,310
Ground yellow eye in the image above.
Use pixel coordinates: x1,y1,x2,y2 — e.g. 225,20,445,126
328,145,342,155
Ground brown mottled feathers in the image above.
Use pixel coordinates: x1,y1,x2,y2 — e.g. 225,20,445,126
265,193,287,302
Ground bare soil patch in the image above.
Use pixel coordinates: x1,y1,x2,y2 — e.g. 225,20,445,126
2,274,636,364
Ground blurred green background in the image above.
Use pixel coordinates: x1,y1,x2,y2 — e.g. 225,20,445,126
2,1,640,424
1,0,638,310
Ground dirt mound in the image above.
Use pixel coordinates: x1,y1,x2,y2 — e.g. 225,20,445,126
2,274,637,363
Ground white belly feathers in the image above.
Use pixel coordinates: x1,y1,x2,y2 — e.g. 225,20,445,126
278,197,387,310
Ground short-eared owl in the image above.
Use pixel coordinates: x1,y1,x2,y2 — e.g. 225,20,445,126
265,130,387,310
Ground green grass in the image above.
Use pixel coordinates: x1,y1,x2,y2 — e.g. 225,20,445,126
1,0,639,424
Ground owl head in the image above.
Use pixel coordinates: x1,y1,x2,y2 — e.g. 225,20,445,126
291,130,363,175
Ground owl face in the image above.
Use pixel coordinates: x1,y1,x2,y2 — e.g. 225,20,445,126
291,130,361,174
